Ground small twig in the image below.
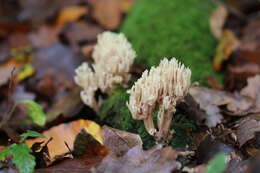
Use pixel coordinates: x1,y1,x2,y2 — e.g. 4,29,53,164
7,67,16,104
0,67,17,129
0,103,17,128
64,141,73,154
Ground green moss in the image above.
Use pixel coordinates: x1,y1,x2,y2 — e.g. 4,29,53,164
100,89,197,149
121,0,222,85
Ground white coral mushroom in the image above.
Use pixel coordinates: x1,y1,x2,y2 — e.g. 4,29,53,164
74,31,136,111
127,58,191,142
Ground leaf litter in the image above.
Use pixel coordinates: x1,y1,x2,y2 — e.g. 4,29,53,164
1,0,260,173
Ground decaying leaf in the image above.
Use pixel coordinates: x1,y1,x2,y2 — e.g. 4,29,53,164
189,86,255,119
90,0,122,30
28,25,61,47
35,154,104,173
234,115,260,147
213,30,240,71
92,145,181,173
240,75,260,113
226,63,260,91
0,64,15,87
102,125,142,156
61,21,103,46
210,5,228,40
26,119,102,160
189,87,223,127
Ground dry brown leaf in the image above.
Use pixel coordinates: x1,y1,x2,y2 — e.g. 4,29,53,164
56,6,88,26
0,64,15,87
92,145,180,173
210,5,228,39
36,154,104,173
61,21,103,46
29,25,61,47
102,125,142,156
91,0,122,30
240,75,260,113
234,115,260,146
213,30,240,71
26,119,103,160
189,86,253,119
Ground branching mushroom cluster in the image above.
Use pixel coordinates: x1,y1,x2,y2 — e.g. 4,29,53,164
127,58,191,142
74,31,136,111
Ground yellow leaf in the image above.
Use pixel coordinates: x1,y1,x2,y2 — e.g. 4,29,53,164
56,6,88,26
213,30,240,71
26,119,102,159
16,64,35,82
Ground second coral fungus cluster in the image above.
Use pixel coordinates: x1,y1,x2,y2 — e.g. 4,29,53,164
74,31,136,112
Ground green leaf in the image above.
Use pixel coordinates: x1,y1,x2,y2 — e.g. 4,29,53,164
20,130,45,142
18,100,47,126
0,144,35,173
207,152,227,173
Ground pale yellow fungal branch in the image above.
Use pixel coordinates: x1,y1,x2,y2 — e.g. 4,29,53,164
74,31,136,111
127,58,191,143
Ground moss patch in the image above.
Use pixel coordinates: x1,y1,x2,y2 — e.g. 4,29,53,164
121,0,222,85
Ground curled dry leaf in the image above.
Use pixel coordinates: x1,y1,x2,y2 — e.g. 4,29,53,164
213,30,240,71
102,125,142,156
189,85,256,118
210,5,228,40
189,87,223,127
91,145,181,173
240,75,260,113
